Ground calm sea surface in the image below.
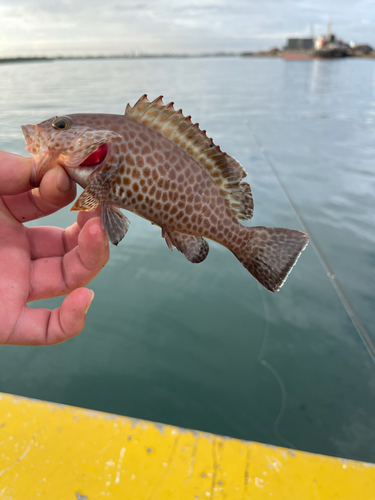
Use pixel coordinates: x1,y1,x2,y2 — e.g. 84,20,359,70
0,56,374,463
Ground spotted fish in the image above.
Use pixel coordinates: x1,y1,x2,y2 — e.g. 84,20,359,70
21,95,309,291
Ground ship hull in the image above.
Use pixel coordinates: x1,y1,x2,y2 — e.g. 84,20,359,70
283,51,315,60
283,48,349,60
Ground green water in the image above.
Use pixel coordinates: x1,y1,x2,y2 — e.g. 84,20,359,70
0,57,374,463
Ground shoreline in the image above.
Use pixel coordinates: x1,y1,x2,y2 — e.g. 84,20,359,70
1,51,375,64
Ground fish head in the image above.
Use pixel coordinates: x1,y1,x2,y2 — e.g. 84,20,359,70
21,115,121,187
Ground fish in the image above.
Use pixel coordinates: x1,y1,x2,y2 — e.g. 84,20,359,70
21,95,309,292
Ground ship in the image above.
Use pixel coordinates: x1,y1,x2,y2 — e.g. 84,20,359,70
283,22,350,59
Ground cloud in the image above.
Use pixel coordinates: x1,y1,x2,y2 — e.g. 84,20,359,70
0,0,374,57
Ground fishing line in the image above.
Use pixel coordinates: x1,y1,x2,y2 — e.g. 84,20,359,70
261,359,295,450
251,131,375,365
258,287,296,450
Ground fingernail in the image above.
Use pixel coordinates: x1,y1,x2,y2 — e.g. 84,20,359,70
57,167,72,192
84,289,95,315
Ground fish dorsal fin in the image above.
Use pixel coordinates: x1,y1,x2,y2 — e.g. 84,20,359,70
125,95,254,220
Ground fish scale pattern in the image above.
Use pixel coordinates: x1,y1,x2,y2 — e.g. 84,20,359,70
73,114,242,252
126,95,254,221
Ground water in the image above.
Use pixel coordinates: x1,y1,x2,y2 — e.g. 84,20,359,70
0,56,374,463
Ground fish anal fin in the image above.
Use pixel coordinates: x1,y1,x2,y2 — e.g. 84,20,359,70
162,229,209,264
233,226,309,292
101,202,130,245
126,95,254,221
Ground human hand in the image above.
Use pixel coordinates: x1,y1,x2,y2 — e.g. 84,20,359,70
0,150,109,345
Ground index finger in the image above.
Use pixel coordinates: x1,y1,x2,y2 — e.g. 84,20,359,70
0,150,33,195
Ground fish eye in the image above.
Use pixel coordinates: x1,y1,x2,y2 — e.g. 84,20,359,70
52,118,70,130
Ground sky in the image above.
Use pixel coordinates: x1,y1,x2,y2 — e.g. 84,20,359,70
0,0,374,57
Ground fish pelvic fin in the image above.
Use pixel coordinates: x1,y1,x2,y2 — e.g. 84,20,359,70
162,229,209,263
234,226,309,292
126,95,254,221
102,202,130,245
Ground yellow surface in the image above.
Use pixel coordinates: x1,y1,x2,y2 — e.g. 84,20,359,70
0,392,374,499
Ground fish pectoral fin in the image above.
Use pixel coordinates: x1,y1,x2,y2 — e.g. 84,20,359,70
71,167,113,212
71,188,100,211
102,202,130,245
162,230,209,263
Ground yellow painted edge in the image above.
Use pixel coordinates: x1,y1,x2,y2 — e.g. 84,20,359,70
0,392,374,499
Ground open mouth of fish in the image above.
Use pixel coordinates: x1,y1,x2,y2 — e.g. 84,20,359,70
79,143,108,166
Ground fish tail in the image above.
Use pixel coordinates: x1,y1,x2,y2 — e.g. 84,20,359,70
233,226,309,292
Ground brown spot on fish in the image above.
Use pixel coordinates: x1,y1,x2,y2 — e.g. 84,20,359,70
154,151,163,163
125,154,135,166
136,155,144,168
157,164,167,176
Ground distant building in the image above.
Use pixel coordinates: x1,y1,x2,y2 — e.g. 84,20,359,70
284,38,314,50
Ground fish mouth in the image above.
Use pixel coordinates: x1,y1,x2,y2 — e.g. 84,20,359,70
21,124,36,149
79,143,108,167
21,124,52,187
29,152,58,187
